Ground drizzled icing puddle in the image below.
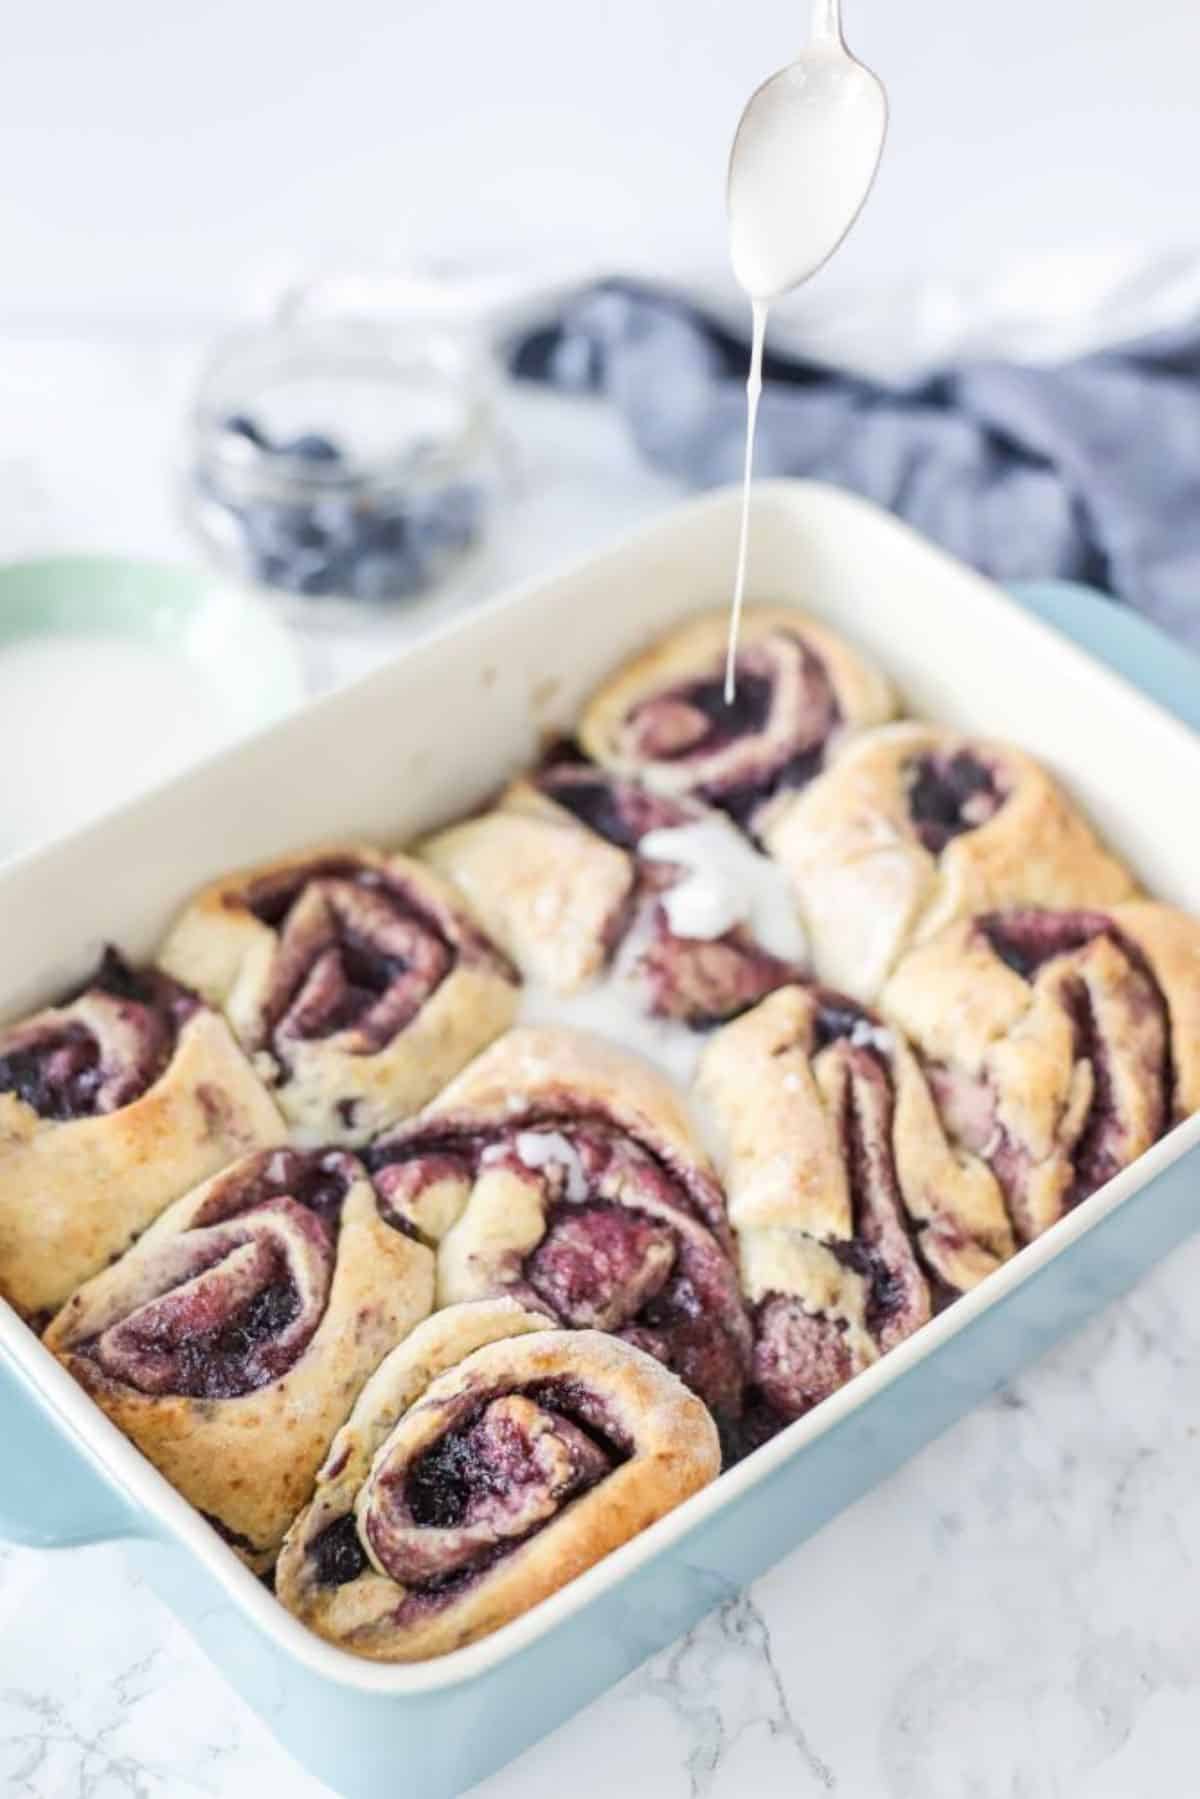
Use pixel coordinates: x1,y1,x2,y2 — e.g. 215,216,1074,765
518,814,807,1133
639,820,807,963
517,977,706,1105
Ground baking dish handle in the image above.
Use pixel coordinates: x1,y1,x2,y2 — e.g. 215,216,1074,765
1007,579,1200,732
0,1349,146,1547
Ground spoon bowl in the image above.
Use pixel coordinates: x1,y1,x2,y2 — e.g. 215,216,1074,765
727,2,888,301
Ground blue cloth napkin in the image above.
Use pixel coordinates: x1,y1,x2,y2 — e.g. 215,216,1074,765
511,279,1200,646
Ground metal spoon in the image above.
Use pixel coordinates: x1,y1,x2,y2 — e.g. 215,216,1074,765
727,0,888,303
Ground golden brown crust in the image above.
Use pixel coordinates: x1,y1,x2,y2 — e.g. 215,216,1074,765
0,1009,283,1323
157,844,519,1145
764,722,1136,1002
46,1149,434,1571
578,606,895,827
275,1309,719,1661
1110,902,1200,1117
697,986,1013,1318
420,779,634,993
880,903,1198,1244
376,1025,729,1244
369,1027,753,1430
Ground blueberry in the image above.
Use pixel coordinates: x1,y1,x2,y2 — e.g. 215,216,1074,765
359,510,414,556
222,413,270,450
310,496,359,548
350,548,427,601
412,483,482,555
271,546,340,595
239,502,312,557
282,433,342,464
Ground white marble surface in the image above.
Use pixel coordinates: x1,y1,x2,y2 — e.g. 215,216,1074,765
4,333,1200,1799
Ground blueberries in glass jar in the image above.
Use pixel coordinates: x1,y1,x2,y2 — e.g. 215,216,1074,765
204,415,484,603
350,549,423,602
282,433,343,465
411,483,482,558
222,412,270,450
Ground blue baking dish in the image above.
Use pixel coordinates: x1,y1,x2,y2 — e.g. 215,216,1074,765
3,486,1200,1799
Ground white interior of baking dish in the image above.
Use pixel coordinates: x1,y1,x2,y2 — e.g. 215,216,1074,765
4,478,1200,1695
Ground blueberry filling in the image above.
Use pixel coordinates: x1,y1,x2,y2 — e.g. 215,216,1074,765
83,946,198,1020
1060,977,1118,1199
286,932,420,1041
544,776,641,848
369,1117,746,1425
830,1237,909,1339
836,1051,926,1342
368,1112,726,1240
240,859,379,928
347,1391,621,1590
0,1030,100,1122
539,768,687,851
717,745,828,831
112,1272,304,1401
311,1514,369,1587
668,674,774,751
404,1393,617,1535
194,1148,356,1230
638,916,799,1031
236,860,461,1056
811,994,873,1052
747,1034,929,1438
907,751,1005,854
750,1296,857,1428
931,909,1174,1238
979,908,1115,980
0,949,197,1122
621,637,839,827
526,1202,676,1332
202,1512,260,1556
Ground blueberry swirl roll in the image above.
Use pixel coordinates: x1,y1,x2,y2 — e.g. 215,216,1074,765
422,759,806,1028
369,1028,751,1443
45,1146,434,1569
764,722,1135,1002
880,904,1200,1245
0,949,283,1324
697,984,1017,1446
275,1299,720,1661
578,607,894,838
157,847,519,1145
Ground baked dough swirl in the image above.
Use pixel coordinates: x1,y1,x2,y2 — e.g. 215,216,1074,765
368,1028,751,1444
880,904,1200,1244
0,949,283,1324
697,984,1017,1444
764,722,1135,1001
157,847,519,1145
46,1145,434,1569
275,1299,720,1661
423,759,804,1026
578,607,895,837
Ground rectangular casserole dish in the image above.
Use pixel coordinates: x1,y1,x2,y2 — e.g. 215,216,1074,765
3,480,1200,1799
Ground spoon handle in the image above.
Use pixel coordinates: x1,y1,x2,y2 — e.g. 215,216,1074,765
810,0,843,45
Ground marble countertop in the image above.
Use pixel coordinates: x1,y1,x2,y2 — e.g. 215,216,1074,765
3,330,1199,1799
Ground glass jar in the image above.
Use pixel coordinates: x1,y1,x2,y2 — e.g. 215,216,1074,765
184,287,505,628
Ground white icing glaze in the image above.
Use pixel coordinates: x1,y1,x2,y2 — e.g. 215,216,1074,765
638,819,808,964
514,1130,589,1202
517,976,703,1094
849,1018,895,1056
